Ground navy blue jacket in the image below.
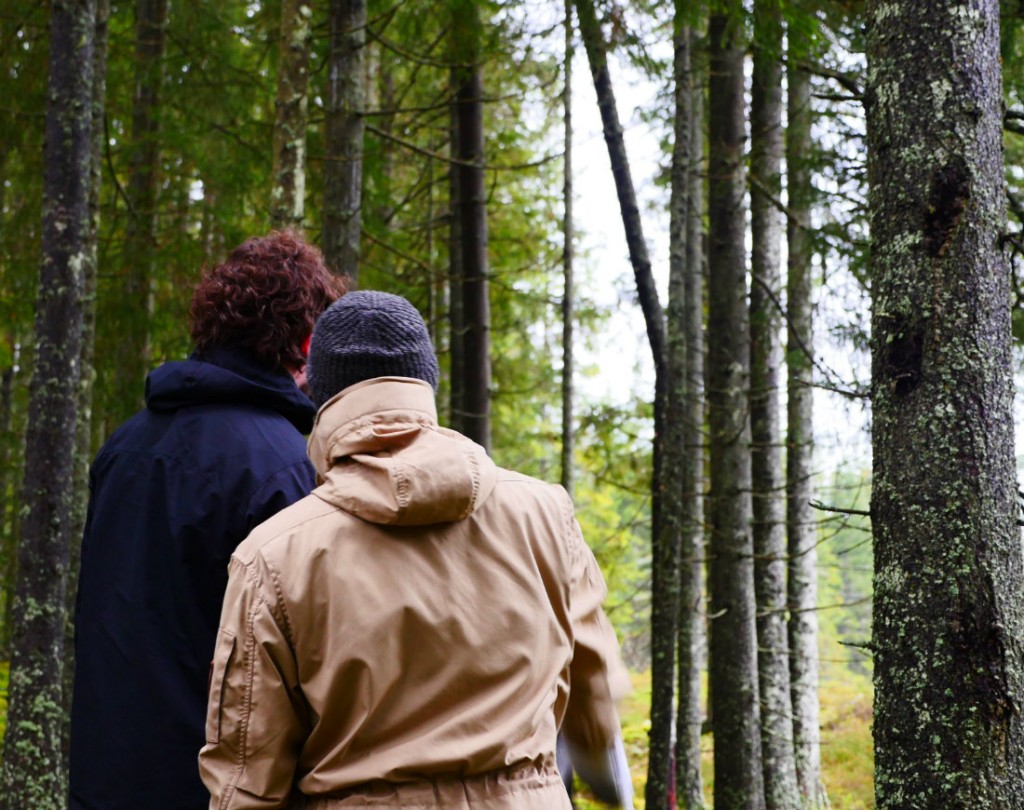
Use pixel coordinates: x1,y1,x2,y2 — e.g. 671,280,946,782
69,347,317,810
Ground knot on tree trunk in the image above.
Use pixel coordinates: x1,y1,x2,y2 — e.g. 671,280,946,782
924,157,969,259
883,321,924,397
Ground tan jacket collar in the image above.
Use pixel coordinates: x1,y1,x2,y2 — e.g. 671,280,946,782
307,377,496,526
308,377,438,478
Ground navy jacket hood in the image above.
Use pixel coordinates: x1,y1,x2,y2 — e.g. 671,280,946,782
146,345,316,433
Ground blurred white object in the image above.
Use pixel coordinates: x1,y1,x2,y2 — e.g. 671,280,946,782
564,732,634,810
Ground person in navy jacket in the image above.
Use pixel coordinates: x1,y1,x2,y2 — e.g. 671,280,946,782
68,231,344,810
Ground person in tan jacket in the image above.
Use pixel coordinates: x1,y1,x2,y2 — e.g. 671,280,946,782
199,291,632,810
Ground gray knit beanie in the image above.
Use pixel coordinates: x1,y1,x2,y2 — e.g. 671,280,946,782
307,291,439,407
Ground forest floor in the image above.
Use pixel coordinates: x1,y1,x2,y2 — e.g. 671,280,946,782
0,661,872,807
572,669,874,810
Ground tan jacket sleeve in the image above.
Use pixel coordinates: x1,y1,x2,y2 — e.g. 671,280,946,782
561,505,632,752
199,555,309,810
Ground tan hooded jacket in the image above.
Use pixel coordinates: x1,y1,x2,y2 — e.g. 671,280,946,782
199,377,630,810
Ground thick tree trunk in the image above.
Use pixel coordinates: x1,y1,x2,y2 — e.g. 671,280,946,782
784,52,826,810
63,0,109,765
676,24,706,810
323,0,365,282
750,3,799,807
561,0,575,500
0,0,94,806
270,0,312,229
452,0,490,452
867,2,1024,807
706,4,763,809
112,0,166,426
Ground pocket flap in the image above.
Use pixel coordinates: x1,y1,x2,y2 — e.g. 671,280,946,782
206,628,236,744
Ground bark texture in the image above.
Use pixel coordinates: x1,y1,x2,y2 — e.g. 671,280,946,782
706,5,764,809
270,0,312,229
0,361,14,660
447,78,465,434
675,24,706,810
561,0,575,499
867,2,1024,807
0,0,94,806
323,0,366,281
64,0,109,763
750,3,799,807
785,51,826,810
644,3,695,805
451,0,490,452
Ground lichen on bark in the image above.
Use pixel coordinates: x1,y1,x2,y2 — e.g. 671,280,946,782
867,1,1024,807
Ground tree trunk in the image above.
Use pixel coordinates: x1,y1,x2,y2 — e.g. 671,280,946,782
0,361,14,661
572,4,673,803
784,49,827,810
270,0,312,229
323,0,365,282
573,0,667,368
867,2,1024,806
706,4,763,809
750,2,799,807
63,0,109,765
572,2,675,804
676,24,706,810
647,4,698,808
561,0,575,500
112,0,166,426
0,148,10,661
447,74,464,434
452,0,490,452
0,0,94,805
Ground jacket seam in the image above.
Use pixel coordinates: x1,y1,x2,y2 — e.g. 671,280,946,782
264,557,296,648
219,564,265,810
462,448,481,519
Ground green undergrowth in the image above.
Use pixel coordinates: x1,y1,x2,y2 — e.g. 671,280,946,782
573,670,874,810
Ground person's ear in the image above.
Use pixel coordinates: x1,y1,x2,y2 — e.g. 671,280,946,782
301,333,312,359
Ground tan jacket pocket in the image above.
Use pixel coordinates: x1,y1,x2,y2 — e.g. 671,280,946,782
206,629,235,744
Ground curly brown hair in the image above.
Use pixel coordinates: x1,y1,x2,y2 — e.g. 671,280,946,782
189,231,345,371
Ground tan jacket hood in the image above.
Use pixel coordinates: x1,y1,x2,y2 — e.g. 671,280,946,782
307,377,497,526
